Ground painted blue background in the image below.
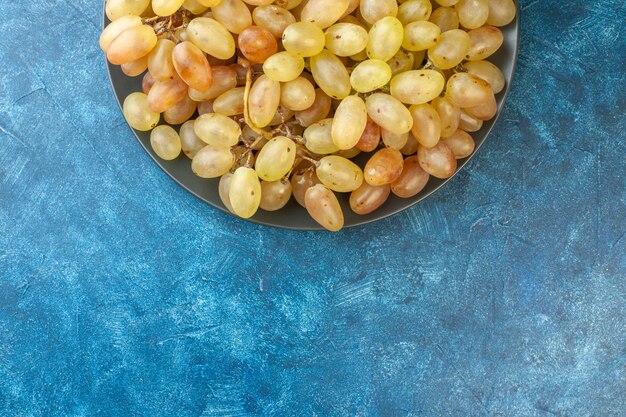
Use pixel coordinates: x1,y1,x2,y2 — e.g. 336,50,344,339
0,1,624,416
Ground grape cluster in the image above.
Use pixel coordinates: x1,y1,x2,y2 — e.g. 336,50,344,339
101,0,516,231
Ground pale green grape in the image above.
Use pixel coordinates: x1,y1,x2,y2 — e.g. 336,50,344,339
194,113,242,147
249,75,281,128
123,92,160,131
367,16,404,62
179,120,206,159
381,129,409,150
105,0,150,21
325,23,369,57
263,52,305,82
402,21,441,51
309,49,351,99
390,70,445,105
255,136,297,181
213,87,246,116
427,29,470,70
455,0,489,29
360,0,398,25
187,18,236,60
397,0,432,25
192,146,235,178
282,22,326,57
316,155,364,192
301,0,350,29
150,125,182,160
253,5,296,38
332,95,368,150
350,59,392,93
366,93,413,135
304,119,339,154
229,167,262,219
152,0,184,16
280,77,316,111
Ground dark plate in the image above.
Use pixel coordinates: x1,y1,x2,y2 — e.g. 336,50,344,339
105,6,520,231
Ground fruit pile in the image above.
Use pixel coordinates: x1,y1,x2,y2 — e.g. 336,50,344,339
101,0,516,231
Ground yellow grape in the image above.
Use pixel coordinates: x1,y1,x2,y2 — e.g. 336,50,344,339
366,93,413,135
335,147,361,159
282,22,326,57
381,129,409,150
434,0,460,5
409,103,442,148
397,0,432,25
100,15,142,51
150,125,182,160
147,77,188,113
268,106,296,126
183,0,208,14
387,50,416,76
466,26,504,61
213,87,245,116
445,73,493,108
427,29,470,70
152,0,184,16
194,113,242,148
301,0,350,29
105,0,150,21
173,41,213,91
280,77,316,111
305,184,344,231
431,97,461,138
107,25,157,65
188,65,238,101
349,183,391,215
459,110,484,132
260,179,293,211
360,0,398,25
304,119,339,155
238,26,278,63
350,59,392,93
179,120,206,159
402,21,441,51
229,167,262,219
248,75,281,128
356,117,381,152
309,49,351,99
487,0,517,27
187,18,236,60
148,39,177,81
464,91,497,120
291,165,321,207
255,136,297,181
192,146,235,178
325,23,369,57
252,5,296,38
417,142,457,178
197,0,224,5
400,132,419,155
367,16,404,62
316,155,364,192
390,155,430,198
263,52,305,82
442,130,476,159
121,55,148,77
123,92,160,131
218,173,236,213
464,60,505,94
295,88,332,127
429,7,459,32
455,0,489,30
163,95,197,125
332,95,368,150
212,0,253,34
390,70,445,105
364,148,404,186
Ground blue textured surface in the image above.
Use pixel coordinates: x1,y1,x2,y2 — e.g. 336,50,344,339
0,1,625,416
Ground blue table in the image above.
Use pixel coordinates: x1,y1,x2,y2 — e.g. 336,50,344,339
0,1,624,415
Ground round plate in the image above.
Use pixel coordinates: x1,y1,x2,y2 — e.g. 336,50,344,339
105,7,520,231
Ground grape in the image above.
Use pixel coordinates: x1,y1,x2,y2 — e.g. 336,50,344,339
194,113,242,148
335,147,361,159
107,25,158,65
280,77,316,111
263,52,305,82
356,117,381,152
291,165,321,207
304,119,339,155
282,22,326,57
434,0,460,5
455,0,489,30
232,145,256,170
459,110,484,132
148,39,177,82
442,130,476,159
487,0,517,27
390,70,445,105
309,49,351,99
249,75,281,128
121,56,148,77
260,179,293,211
219,173,236,213
305,185,344,231
238,26,279,63
142,72,155,94
123,92,160,131
187,18,236,60
173,41,213,92
445,73,493,108
367,16,404,62
192,146,235,178
316,155,364,192
366,93,413,135
255,136,297,181
417,142,457,178
402,21,441,52
100,15,142,52
360,0,399,25
381,129,409,150
387,49,416,76
105,0,150,21
152,0,185,16
431,97,461,138
147,77,188,113
427,29,470,70
429,7,459,32
183,0,209,14
349,183,391,215
464,91,497,120
213,87,246,116
409,103,441,148
397,0,432,25
391,155,429,198
364,148,404,186
188,65,238,101
400,133,419,155
212,0,253,34
150,125,182,160
325,23,369,57
164,95,197,125
466,26,504,61
179,120,206,159
301,0,350,29
350,59,392,93
332,95,368,150
295,89,332,127
268,106,296,126
464,60,505,94
341,0,361,19
253,5,296,38
228,167,262,218
198,100,214,116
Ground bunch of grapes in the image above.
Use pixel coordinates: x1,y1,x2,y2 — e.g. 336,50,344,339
101,0,516,231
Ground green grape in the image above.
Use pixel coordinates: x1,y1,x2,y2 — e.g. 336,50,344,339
364,148,404,186
187,17,236,60
301,0,350,29
229,167,262,219
332,95,368,150
100,15,142,52
442,130,476,159
417,142,457,178
263,52,305,82
409,103,442,148
253,5,296,38
249,75,281,128
194,113,242,148
381,129,409,150
466,26,504,61
366,93,413,135
325,23,369,57
295,89,332,127
260,179,293,211
212,0,253,34
213,87,245,117
429,7,459,32
173,41,214,92
455,0,489,30
316,155,364,192
291,164,321,207
148,39,177,82
280,77,316,111
349,183,391,215
304,119,339,155
123,92,160,131
390,70,445,105
163,95,197,125
402,21,441,51
179,120,206,159
305,184,344,231
360,0,399,25
282,22,326,57
219,173,236,214
150,125,182,160
464,60,505,94
390,155,430,198
427,29,470,70
147,77,188,113
445,73,493,108
152,0,185,16
367,16,404,62
431,97,461,138
106,24,158,65
192,146,236,178
459,110,484,132
309,49,351,99
487,0,517,27
397,0,432,25
255,136,297,181
350,59,392,93
105,0,150,21
188,65,238,101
